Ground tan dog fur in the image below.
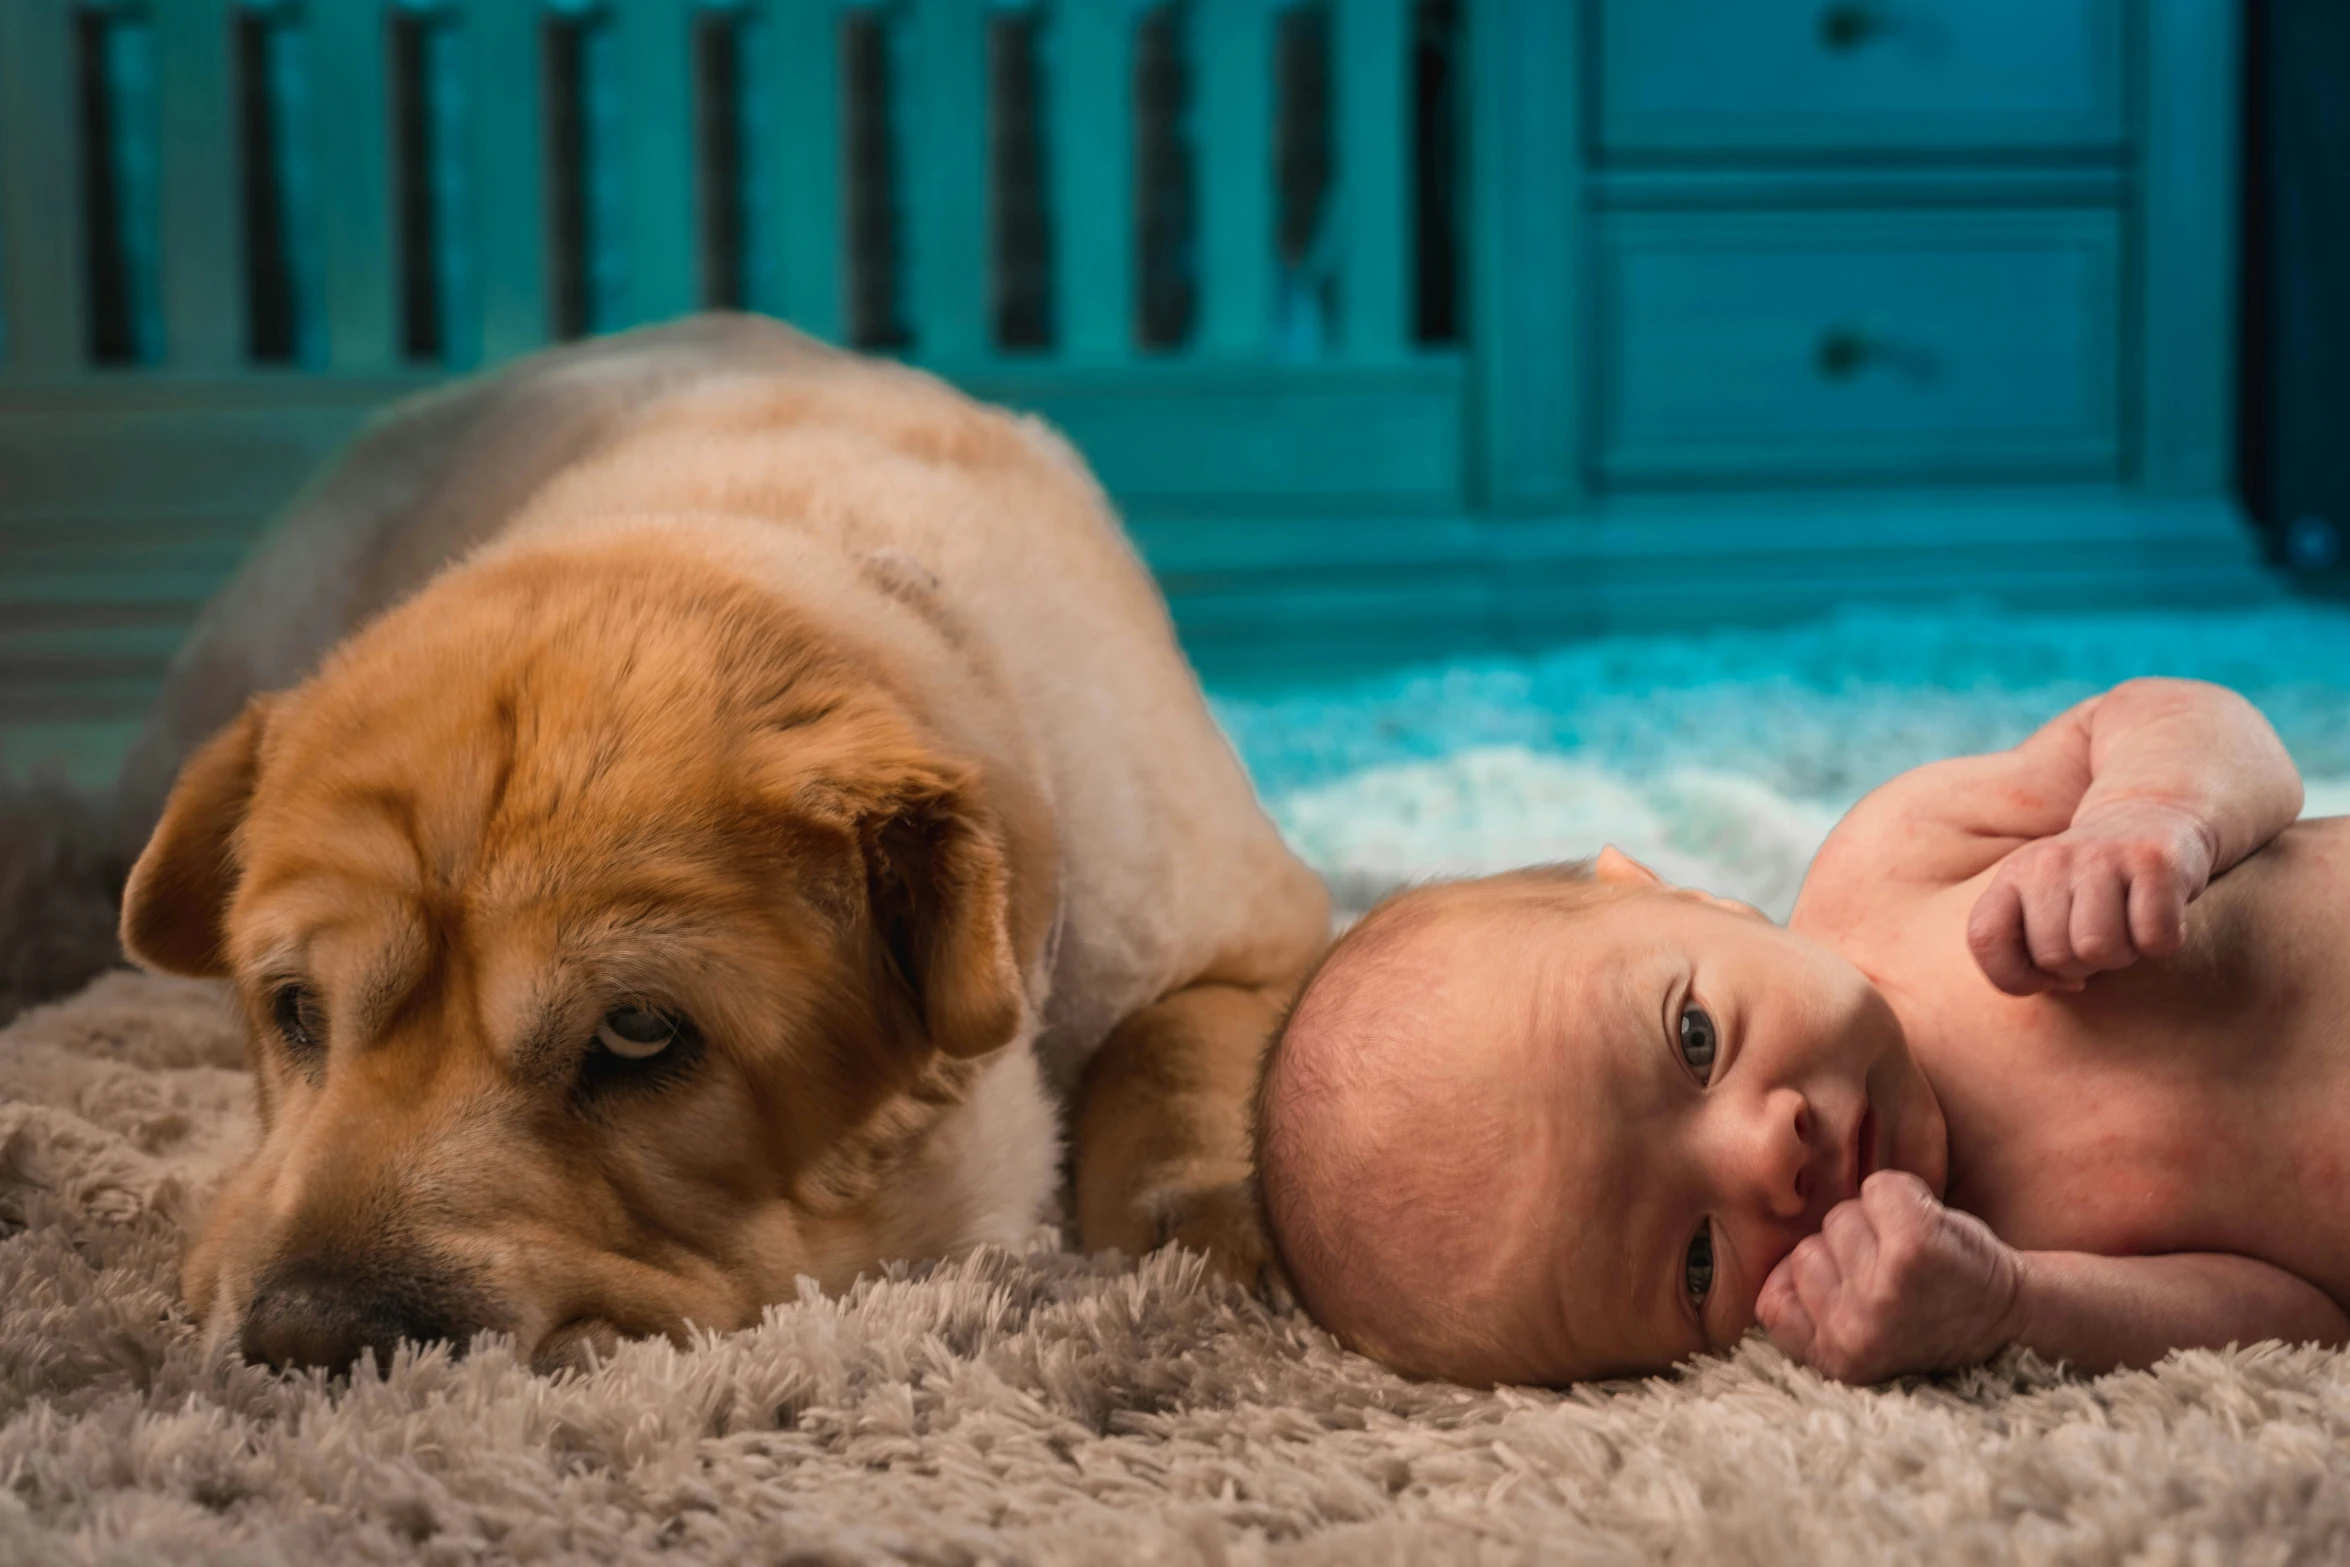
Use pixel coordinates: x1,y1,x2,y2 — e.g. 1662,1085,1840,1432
116,316,1329,1373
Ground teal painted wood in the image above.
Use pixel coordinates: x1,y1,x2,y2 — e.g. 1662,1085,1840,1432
155,0,240,373
761,0,843,340
2138,0,2242,498
615,0,700,325
1598,0,2127,156
911,0,987,362
1597,209,2123,484
1051,0,1132,360
467,0,549,361
1196,0,1272,358
1336,0,1406,361
312,1,397,372
0,0,80,375
1471,0,1585,511
970,358,1464,506
0,0,2272,740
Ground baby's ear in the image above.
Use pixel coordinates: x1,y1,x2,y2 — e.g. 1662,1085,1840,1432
1690,890,1771,923
1593,845,1664,889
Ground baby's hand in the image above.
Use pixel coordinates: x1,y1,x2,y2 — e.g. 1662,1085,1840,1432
1755,1172,2022,1384
1965,798,2215,996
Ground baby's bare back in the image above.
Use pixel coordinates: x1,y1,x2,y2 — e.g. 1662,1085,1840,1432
1862,816,2350,1304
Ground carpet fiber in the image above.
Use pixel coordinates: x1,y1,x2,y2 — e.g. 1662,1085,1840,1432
6,970,2350,1565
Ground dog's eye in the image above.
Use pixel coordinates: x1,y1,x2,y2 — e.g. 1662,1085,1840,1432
271,983,325,1055
595,1006,680,1060
578,1007,701,1105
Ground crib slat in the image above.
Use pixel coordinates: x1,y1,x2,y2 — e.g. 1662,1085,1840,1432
0,0,82,376
1197,0,1271,358
763,0,841,339
312,0,395,372
467,0,547,362
911,0,986,362
614,0,696,325
1053,0,1131,360
1338,0,1407,360
155,0,240,372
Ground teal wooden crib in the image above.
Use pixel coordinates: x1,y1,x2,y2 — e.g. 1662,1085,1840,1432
0,0,2269,783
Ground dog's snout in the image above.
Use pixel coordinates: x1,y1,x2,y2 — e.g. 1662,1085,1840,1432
238,1266,481,1376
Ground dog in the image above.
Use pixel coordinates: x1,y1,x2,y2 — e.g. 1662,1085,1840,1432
114,314,1330,1375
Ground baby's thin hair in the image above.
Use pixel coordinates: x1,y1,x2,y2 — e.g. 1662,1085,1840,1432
1251,861,1605,1371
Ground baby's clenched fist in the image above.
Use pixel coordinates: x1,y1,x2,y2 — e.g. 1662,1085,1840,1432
1965,798,2215,996
1756,1171,2023,1384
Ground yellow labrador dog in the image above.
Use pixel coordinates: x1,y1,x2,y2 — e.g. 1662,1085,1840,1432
116,314,1328,1375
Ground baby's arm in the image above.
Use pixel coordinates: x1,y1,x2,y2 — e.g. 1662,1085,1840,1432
1969,678,2301,994
1758,1174,2349,1383
1807,678,2302,994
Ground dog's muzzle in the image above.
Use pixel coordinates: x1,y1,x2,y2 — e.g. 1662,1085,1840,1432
237,1257,488,1376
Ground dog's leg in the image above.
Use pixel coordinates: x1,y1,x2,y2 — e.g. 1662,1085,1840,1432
1073,979,1291,1290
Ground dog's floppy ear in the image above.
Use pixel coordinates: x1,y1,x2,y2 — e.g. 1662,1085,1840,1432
120,697,273,977
860,764,1026,1060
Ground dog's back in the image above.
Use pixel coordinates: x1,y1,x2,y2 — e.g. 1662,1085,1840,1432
123,313,1324,1085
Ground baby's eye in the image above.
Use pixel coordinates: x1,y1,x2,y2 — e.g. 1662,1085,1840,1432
1685,1225,1715,1305
1678,1003,1718,1082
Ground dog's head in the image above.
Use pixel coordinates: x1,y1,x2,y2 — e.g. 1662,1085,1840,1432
123,537,1037,1374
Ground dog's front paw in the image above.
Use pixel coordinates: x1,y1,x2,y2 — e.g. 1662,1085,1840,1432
1136,1177,1288,1301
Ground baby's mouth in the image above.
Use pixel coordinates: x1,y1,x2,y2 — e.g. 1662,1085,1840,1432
1856,1103,1880,1187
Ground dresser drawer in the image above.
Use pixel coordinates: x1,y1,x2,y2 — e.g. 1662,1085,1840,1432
1596,0,2126,156
1596,211,2122,486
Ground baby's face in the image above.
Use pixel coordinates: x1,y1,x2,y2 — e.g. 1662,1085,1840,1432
1373,865,1948,1382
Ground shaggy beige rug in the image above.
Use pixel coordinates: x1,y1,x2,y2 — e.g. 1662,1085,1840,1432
6,972,2350,1565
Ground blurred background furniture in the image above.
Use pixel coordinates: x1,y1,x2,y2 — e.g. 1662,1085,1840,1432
0,0,2265,783
2241,0,2350,583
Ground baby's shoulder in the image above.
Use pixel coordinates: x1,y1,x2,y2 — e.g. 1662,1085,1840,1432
1790,764,2025,937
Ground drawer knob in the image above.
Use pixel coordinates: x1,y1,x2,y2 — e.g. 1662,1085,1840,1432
1818,3,1889,51
1815,325,1941,384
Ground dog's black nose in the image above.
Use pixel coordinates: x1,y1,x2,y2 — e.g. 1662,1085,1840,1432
238,1268,478,1376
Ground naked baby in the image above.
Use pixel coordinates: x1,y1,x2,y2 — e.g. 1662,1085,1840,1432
1254,678,2350,1385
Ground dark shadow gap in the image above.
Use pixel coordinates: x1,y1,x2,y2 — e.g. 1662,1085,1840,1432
840,8,910,350
695,11,746,311
1274,1,1334,355
988,8,1053,351
1412,0,1463,345
390,9,445,362
75,8,136,365
1132,2,1195,350
542,12,594,341
237,9,298,364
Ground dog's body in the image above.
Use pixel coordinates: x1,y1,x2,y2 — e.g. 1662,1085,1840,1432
117,315,1328,1372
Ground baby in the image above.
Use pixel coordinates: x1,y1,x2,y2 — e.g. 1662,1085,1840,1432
1254,678,2350,1385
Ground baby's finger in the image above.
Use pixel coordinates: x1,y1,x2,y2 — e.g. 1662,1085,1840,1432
1782,1232,1847,1325
1757,1252,1821,1359
1966,879,2048,996
1819,1199,1879,1281
2065,865,2135,974
2126,867,2189,958
2018,871,2091,990
1755,1263,1809,1349
1860,1169,1940,1227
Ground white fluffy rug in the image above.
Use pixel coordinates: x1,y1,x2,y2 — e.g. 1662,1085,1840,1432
17,604,2350,1562
10,969,2350,1564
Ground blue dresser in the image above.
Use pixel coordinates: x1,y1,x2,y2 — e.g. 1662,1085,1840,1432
1436,0,2263,665
0,0,2265,781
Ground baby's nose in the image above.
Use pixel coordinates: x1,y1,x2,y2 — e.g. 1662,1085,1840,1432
1725,1089,1813,1221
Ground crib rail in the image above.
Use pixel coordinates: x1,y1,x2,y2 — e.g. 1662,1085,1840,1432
0,0,1469,753
0,0,1448,380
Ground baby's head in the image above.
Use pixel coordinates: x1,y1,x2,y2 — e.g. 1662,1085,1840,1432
1255,850,1946,1385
